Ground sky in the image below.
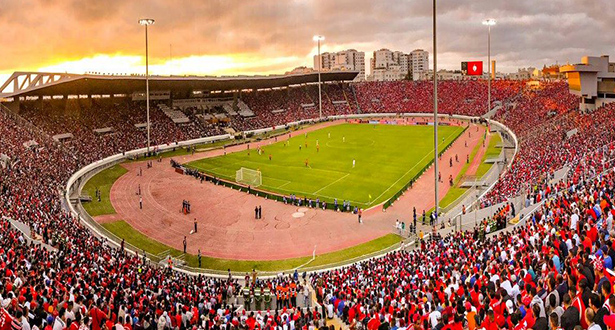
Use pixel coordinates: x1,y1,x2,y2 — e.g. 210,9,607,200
0,0,614,85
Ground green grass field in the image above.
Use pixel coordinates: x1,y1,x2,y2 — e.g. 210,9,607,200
82,164,128,216
103,220,401,272
187,123,465,207
475,133,502,178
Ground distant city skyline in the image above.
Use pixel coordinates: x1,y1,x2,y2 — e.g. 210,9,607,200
0,0,613,84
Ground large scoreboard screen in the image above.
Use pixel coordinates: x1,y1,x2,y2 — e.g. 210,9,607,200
461,61,483,76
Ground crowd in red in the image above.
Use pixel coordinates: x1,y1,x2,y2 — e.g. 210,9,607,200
353,80,521,116
4,79,615,330
0,108,327,330
482,83,615,206
312,164,615,330
239,83,357,131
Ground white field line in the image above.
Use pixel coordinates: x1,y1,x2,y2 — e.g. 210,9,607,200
313,173,350,194
240,159,347,175
276,180,292,189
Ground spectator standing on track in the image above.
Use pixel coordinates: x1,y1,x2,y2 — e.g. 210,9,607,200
139,196,142,210
254,206,258,219
258,205,262,219
193,218,197,233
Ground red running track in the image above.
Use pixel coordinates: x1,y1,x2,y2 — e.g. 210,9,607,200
99,119,485,260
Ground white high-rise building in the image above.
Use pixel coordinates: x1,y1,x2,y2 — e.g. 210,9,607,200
314,49,366,81
410,49,429,81
369,49,407,81
369,48,429,81
371,49,394,72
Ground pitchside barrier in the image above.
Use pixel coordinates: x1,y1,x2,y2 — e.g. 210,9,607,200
179,168,359,213
65,113,518,278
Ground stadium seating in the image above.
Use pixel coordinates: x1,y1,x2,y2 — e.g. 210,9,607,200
5,80,615,330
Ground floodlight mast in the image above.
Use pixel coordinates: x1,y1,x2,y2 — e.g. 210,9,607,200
313,35,325,120
482,19,496,115
139,18,155,153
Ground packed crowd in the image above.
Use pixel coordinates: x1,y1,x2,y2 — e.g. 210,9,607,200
0,107,327,330
239,83,357,130
19,99,226,165
312,159,615,330
353,80,522,117
482,82,615,206
5,79,615,330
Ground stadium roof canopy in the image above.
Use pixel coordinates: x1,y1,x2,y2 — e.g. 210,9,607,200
0,71,359,98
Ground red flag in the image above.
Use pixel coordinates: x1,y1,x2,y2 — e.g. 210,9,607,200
466,61,483,76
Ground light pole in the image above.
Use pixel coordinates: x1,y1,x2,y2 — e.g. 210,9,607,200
313,35,325,120
139,18,155,153
433,0,439,224
482,19,496,115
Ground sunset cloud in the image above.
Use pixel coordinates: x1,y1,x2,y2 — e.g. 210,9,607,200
0,0,613,79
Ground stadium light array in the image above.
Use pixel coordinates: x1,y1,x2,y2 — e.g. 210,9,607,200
139,18,155,26
482,18,496,26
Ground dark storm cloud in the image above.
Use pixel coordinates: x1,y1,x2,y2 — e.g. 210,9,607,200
0,0,612,73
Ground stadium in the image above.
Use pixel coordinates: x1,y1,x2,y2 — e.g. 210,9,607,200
1,2,615,330
1,71,517,269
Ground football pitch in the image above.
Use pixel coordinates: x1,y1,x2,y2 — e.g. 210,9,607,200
187,123,465,207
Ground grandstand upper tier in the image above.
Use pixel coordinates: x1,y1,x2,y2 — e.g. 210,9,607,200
0,70,360,99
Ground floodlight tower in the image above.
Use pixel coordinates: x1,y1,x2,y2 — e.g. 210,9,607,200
482,19,496,114
313,35,325,120
139,18,155,153
433,0,439,223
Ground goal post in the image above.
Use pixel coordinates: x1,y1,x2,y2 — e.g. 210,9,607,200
235,167,262,187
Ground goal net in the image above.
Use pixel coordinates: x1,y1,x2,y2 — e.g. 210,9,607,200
235,167,262,187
